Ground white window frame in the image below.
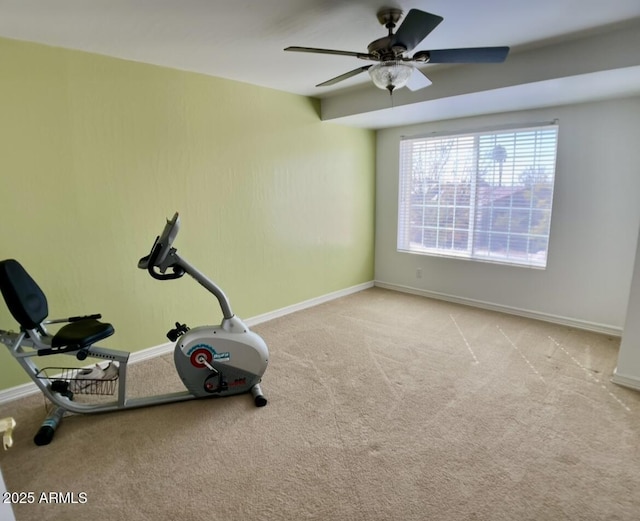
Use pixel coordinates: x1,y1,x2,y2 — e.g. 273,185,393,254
397,122,559,268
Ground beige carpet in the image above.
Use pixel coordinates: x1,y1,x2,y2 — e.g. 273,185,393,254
0,287,639,521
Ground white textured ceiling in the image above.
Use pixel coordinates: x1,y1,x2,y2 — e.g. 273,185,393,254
1,0,640,127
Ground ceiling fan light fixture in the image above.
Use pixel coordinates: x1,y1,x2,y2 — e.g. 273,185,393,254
368,61,414,93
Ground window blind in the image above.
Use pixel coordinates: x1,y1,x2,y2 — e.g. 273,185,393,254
398,123,559,268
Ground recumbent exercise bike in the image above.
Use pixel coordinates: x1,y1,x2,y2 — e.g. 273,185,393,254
0,212,269,445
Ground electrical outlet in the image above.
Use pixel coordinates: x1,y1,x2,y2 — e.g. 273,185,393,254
416,268,422,279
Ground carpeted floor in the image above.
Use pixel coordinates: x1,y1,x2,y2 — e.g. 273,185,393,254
0,287,638,521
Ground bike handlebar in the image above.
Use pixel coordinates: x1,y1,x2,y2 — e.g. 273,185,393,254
139,212,184,280
138,212,235,319
145,243,185,280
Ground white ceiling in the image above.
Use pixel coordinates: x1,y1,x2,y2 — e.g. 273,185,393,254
1,0,640,128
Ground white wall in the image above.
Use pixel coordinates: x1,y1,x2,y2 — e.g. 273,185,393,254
614,224,640,389
375,96,640,333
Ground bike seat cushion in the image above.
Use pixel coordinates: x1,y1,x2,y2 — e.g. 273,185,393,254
52,319,115,349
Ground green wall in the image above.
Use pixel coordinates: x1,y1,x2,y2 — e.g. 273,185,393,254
0,38,375,390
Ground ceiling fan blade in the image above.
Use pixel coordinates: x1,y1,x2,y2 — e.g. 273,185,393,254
285,46,375,60
406,68,432,91
391,9,444,52
316,66,372,87
421,46,510,63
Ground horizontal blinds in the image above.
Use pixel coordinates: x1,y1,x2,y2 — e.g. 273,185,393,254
399,134,476,255
398,123,559,268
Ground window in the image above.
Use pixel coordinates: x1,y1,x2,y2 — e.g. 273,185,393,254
397,122,559,268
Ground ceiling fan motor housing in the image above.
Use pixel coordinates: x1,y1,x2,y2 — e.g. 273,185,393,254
367,37,406,60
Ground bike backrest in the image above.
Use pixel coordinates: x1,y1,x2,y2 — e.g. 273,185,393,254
0,259,49,329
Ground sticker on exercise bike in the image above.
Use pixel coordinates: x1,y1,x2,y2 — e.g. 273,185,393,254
188,343,230,368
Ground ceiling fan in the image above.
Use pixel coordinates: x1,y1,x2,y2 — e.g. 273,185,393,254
285,7,509,94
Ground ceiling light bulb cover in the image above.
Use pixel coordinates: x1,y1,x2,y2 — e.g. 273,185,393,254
368,61,414,92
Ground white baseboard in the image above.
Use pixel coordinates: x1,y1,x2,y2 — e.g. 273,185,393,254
0,281,374,405
0,381,41,404
245,281,374,327
611,368,640,391
129,341,174,364
374,281,622,337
